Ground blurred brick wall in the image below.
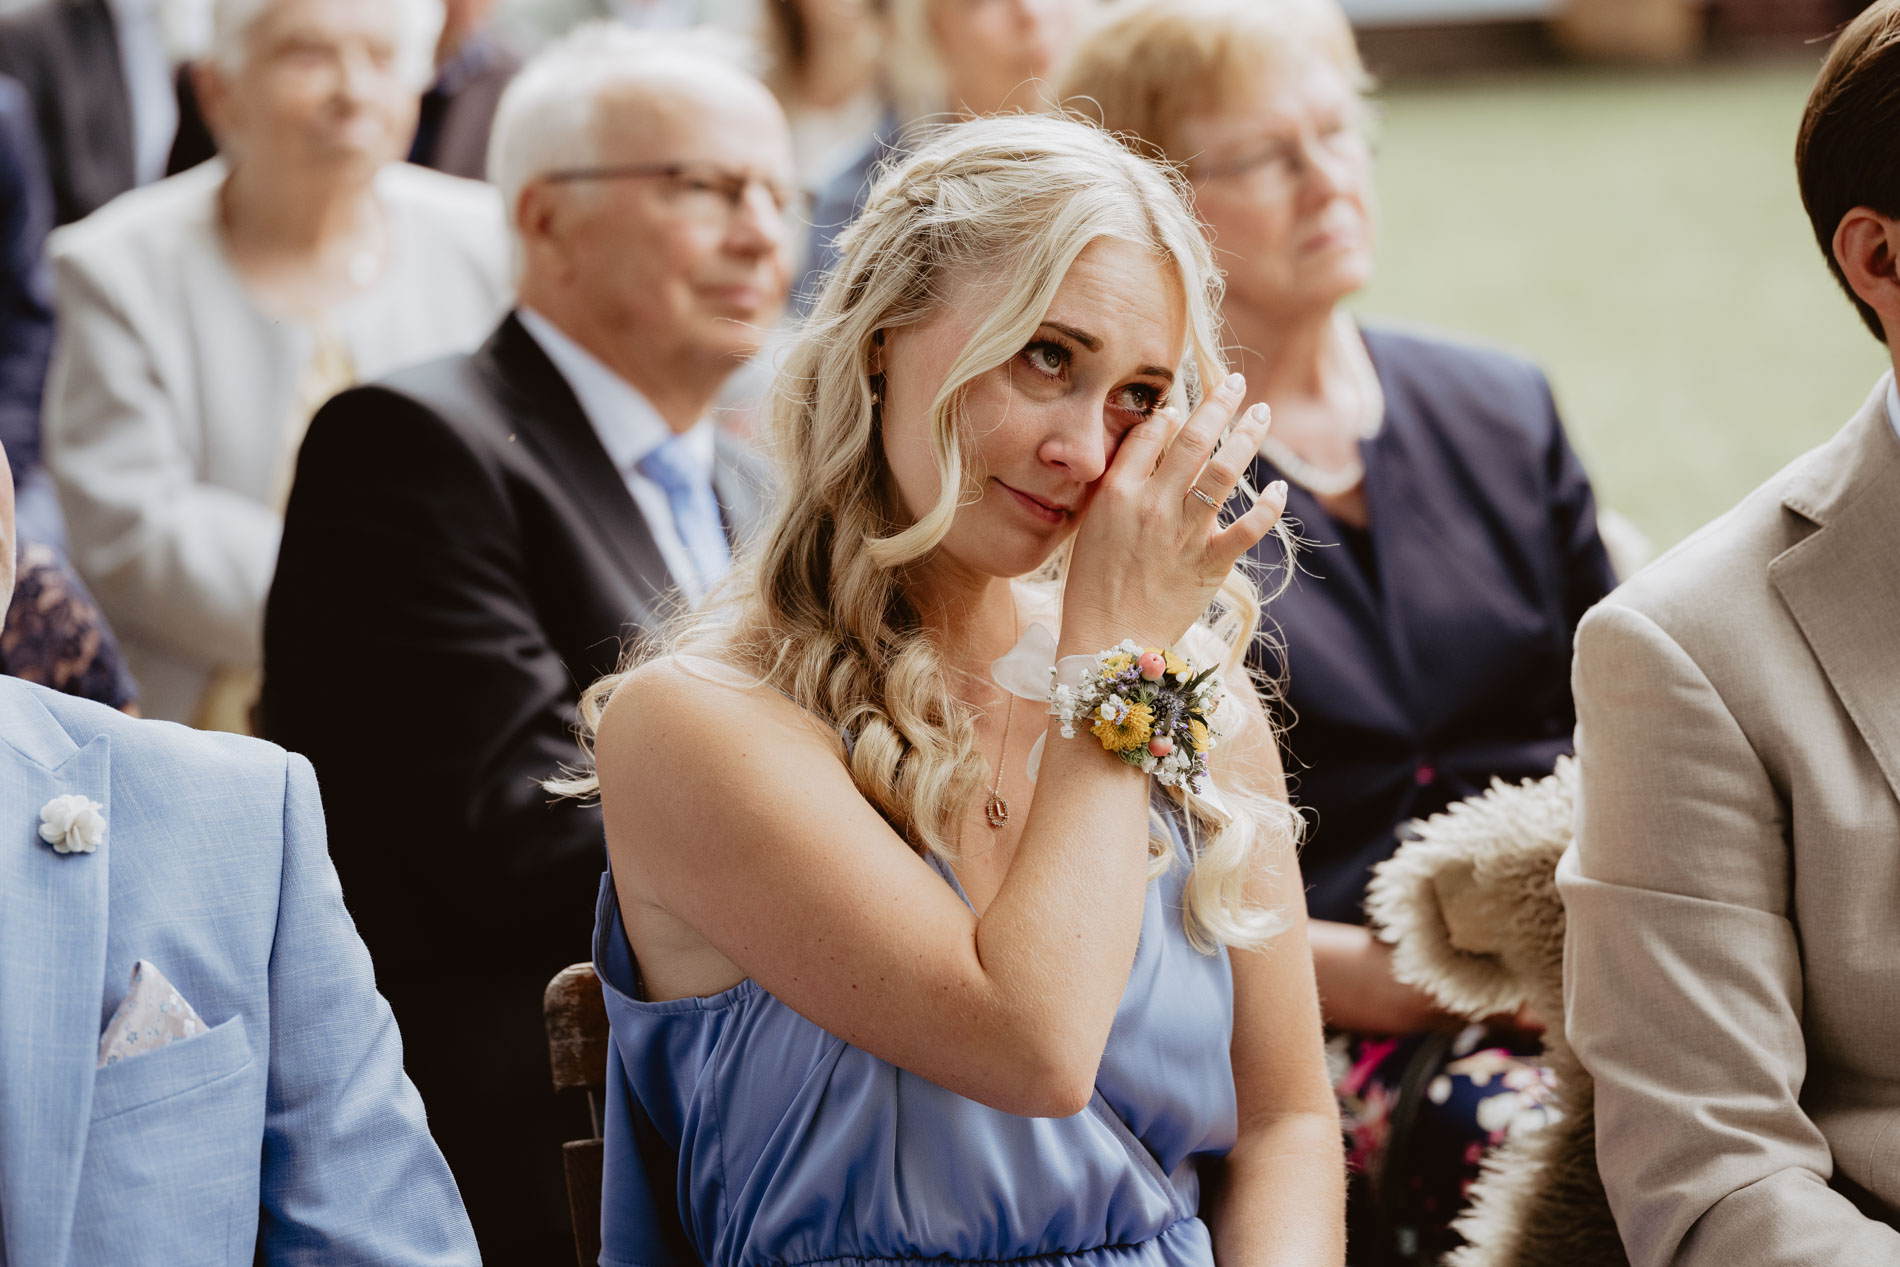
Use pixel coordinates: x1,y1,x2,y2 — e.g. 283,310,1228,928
1358,0,1878,75
1706,0,1869,44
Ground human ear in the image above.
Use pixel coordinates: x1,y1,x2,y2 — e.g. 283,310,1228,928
191,62,234,152
1833,206,1900,332
515,181,579,280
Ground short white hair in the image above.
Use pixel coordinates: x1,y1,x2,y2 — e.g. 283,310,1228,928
486,22,759,245
208,0,444,90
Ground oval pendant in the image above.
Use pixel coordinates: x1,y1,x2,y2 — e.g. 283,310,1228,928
984,793,1009,829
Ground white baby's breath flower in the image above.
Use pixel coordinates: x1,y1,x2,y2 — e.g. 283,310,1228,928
39,794,106,855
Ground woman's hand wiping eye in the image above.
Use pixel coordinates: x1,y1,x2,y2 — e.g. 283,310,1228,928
1060,370,1289,652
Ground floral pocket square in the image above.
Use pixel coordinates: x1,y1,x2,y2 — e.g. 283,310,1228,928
98,960,207,1068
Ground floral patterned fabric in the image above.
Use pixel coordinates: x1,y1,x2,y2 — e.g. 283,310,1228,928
97,960,208,1067
1335,1024,1557,1264
1,542,138,709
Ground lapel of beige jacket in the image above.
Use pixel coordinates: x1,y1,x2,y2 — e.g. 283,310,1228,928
1768,379,1900,803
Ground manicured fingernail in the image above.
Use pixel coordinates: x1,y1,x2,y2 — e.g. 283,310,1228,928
1248,403,1270,423
1224,372,1245,394
1269,480,1288,500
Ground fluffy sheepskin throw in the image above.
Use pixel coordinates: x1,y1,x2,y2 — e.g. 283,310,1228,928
1364,757,1628,1267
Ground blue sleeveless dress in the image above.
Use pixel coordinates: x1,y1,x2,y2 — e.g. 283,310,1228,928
593,794,1237,1267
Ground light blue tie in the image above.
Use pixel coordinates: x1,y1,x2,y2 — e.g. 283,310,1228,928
635,435,731,594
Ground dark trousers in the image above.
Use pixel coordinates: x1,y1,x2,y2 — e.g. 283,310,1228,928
388,971,593,1264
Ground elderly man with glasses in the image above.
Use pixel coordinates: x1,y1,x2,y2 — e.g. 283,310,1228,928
259,23,789,1262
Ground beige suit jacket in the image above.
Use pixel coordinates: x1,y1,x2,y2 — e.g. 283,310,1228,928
1559,377,1900,1266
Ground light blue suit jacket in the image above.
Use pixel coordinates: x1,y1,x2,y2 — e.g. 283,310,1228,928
0,677,479,1266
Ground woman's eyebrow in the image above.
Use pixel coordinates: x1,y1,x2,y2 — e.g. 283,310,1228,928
1041,321,1176,383
1042,320,1102,350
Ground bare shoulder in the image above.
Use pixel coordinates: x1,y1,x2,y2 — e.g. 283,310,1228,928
599,653,841,763
593,653,944,1004
595,653,855,854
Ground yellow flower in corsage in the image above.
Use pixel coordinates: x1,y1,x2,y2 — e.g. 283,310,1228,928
1091,697,1155,753
1048,638,1226,793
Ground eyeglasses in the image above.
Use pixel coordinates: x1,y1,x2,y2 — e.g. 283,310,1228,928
541,161,811,234
1192,116,1371,202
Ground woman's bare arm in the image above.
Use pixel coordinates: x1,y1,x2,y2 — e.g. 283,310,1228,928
1307,918,1446,1034
599,657,1153,1118
600,381,1286,1119
1200,674,1346,1265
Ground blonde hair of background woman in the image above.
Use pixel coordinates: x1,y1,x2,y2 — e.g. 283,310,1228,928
880,0,948,123
1061,0,1368,166
556,112,1299,952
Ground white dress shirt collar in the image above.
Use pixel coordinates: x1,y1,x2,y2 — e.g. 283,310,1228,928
1885,370,1900,448
516,307,720,598
517,308,716,480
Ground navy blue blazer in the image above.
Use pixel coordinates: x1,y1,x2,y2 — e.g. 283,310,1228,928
1248,325,1616,925
0,72,52,476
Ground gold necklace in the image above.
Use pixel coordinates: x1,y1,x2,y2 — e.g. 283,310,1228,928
985,692,1015,829
984,598,1020,830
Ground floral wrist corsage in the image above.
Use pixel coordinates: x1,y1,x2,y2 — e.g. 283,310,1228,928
1049,640,1224,793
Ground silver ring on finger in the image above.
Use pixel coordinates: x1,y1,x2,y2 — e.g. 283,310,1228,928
1188,484,1222,510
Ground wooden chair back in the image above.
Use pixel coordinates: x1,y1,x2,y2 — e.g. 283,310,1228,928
546,962,610,1267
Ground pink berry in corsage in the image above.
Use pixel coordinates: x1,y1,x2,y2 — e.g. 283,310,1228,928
1148,736,1174,758
1137,651,1167,681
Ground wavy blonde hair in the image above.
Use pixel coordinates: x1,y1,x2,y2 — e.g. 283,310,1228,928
559,113,1298,951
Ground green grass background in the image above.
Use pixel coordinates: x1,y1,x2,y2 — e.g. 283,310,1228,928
1353,62,1890,550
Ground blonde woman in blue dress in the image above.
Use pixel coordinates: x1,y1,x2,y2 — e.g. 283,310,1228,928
565,113,1345,1266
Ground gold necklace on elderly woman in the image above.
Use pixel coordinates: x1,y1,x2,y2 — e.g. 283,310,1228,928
984,599,1022,830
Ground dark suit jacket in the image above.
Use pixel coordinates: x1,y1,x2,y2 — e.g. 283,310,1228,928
260,311,769,1260
0,0,131,226
0,73,52,474
409,33,520,181
1247,325,1616,926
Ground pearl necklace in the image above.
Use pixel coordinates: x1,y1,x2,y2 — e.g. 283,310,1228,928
1256,312,1385,499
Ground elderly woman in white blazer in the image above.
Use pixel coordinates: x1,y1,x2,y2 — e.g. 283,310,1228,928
44,0,509,726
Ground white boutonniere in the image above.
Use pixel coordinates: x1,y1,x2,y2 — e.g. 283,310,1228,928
39,794,106,855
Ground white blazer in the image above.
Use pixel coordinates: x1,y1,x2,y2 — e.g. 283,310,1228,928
43,160,511,722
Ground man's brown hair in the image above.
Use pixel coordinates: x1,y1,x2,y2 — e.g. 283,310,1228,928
1798,0,1900,343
